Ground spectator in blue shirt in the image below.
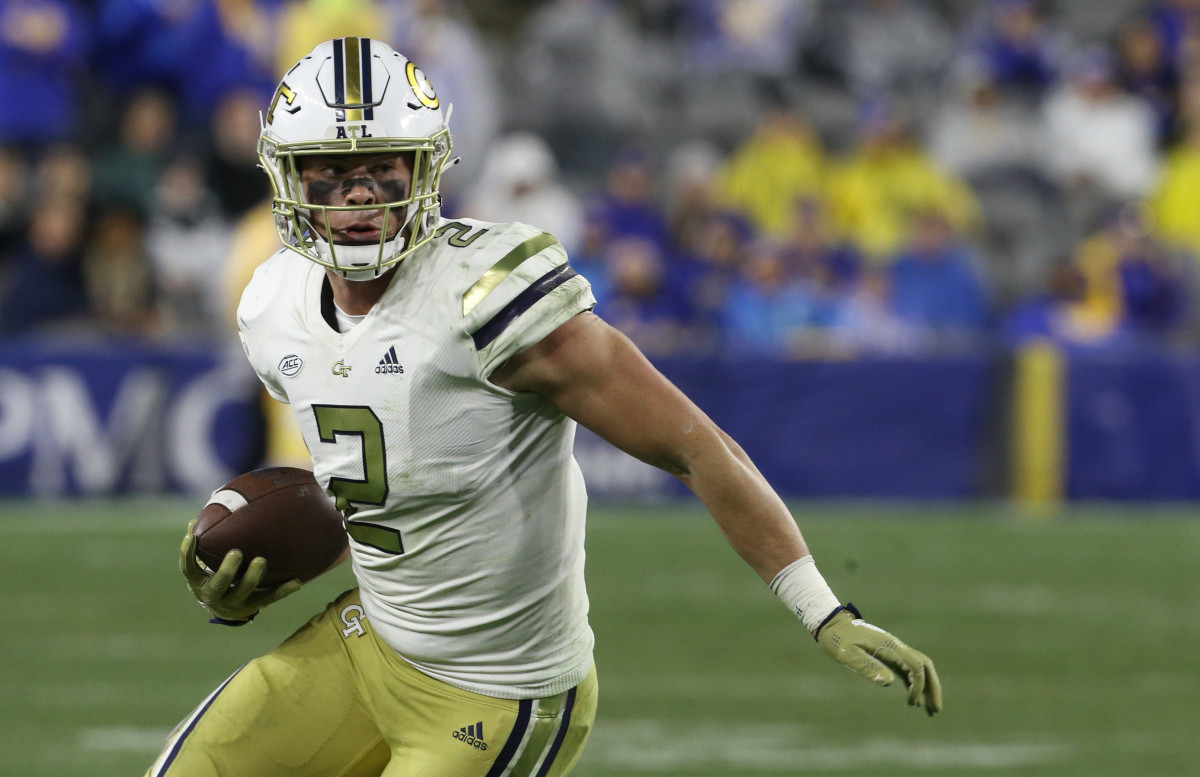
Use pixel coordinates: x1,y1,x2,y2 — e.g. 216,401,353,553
959,0,1066,99
723,241,834,358
679,209,755,342
587,147,672,251
93,0,276,127
0,0,90,148
0,195,89,334
889,209,990,343
1148,0,1200,66
1116,13,1181,147
601,236,698,357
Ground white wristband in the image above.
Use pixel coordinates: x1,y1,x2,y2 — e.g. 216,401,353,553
770,556,842,633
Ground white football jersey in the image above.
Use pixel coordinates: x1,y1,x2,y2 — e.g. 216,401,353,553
237,218,597,699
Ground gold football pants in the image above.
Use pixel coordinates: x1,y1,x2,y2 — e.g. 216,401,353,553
146,588,597,777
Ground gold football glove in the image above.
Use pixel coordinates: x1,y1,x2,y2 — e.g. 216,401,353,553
179,519,302,624
815,604,944,716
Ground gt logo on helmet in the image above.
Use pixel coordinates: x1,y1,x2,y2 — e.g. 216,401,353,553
406,62,439,109
266,82,299,125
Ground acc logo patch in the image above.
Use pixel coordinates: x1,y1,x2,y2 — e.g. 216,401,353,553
278,354,304,377
405,61,439,109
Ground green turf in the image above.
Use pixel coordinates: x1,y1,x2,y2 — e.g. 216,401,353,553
1,499,1197,776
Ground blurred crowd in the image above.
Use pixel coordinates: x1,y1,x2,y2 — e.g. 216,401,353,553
3,0,1200,358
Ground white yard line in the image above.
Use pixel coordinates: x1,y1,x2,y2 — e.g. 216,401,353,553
78,727,171,752
585,721,1073,772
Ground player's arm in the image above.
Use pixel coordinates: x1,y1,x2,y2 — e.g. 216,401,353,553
491,311,943,714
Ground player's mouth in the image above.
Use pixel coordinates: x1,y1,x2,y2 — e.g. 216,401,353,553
338,224,383,243
331,217,394,244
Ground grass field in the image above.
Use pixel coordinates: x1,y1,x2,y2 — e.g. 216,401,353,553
1,499,1197,777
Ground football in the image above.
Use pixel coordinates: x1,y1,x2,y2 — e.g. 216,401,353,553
193,467,348,587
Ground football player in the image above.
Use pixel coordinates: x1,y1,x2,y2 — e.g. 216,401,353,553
149,38,942,777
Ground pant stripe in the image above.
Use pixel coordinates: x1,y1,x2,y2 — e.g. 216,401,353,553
533,686,577,777
148,668,242,777
504,695,561,777
484,698,533,777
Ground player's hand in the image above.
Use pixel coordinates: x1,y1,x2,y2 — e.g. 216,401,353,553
816,606,943,716
179,519,302,623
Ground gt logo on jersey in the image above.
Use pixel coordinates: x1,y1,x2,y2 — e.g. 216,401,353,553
340,604,367,638
332,360,352,377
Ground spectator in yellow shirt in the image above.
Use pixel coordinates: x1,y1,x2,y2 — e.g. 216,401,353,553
713,99,826,239
826,99,981,261
1148,91,1200,258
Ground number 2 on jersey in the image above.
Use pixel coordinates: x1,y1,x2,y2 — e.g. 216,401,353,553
312,404,404,555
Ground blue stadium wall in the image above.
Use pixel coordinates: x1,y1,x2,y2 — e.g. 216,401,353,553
1066,348,1200,500
0,339,265,496
1,337,1197,501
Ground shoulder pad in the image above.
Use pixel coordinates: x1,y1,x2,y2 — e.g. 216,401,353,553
236,248,297,332
453,222,594,374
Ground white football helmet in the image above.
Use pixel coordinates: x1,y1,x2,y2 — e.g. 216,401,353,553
258,38,454,280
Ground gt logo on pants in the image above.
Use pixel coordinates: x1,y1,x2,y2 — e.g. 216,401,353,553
341,604,367,638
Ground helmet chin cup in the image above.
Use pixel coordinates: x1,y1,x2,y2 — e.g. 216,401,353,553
300,200,423,280
313,235,402,281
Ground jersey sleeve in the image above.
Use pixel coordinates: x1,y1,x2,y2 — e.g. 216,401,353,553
237,329,289,403
460,226,596,377
236,257,290,404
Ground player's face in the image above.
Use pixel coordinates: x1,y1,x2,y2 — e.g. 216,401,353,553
298,152,413,244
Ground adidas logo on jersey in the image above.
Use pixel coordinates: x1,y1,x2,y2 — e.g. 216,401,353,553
452,721,488,751
375,346,405,374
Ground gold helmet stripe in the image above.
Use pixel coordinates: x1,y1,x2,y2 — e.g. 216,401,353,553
343,37,364,121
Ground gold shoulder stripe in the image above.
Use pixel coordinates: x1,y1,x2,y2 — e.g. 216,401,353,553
462,232,559,316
